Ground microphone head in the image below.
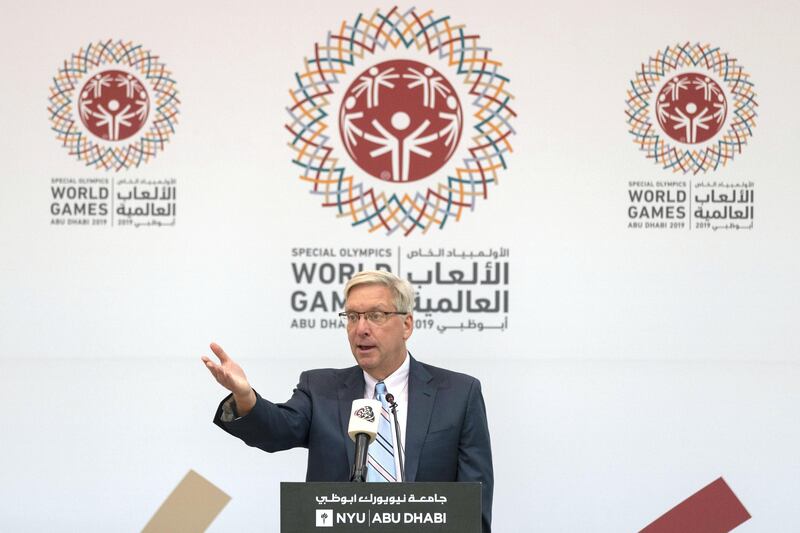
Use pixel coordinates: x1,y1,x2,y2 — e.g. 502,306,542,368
348,399,381,443
385,393,395,404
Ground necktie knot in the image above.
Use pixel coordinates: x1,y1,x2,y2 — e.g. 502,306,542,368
375,381,388,402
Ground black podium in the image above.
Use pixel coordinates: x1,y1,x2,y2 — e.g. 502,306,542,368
280,482,481,532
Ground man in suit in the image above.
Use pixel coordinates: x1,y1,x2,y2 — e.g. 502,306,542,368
202,270,493,531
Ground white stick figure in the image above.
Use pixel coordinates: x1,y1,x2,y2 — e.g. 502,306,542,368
712,99,726,125
94,100,136,140
352,66,399,108
86,74,112,99
340,96,365,152
363,112,439,182
135,95,149,122
404,66,451,108
401,119,439,181
692,77,721,102
656,95,672,124
78,92,95,123
116,74,143,99
114,106,136,139
364,119,401,180
437,95,462,158
672,103,712,143
664,77,689,101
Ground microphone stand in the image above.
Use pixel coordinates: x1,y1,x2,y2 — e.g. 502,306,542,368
350,433,370,482
385,393,405,482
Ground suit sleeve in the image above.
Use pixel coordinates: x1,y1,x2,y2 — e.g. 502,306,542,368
457,378,494,533
212,371,313,452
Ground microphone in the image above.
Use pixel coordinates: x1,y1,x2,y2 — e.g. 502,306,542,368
384,393,405,482
348,399,381,482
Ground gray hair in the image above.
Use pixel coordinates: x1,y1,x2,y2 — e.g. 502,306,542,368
344,270,415,313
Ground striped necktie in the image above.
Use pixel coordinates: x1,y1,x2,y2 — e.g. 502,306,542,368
366,381,397,482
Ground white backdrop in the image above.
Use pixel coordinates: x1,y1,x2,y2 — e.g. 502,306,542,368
1,0,798,531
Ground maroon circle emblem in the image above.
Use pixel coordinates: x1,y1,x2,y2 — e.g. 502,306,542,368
338,59,463,183
655,73,727,144
77,69,150,141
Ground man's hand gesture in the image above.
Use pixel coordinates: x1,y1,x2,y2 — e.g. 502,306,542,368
201,342,256,416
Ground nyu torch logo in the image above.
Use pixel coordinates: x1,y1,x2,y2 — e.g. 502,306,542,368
286,6,517,235
316,509,333,527
48,39,180,171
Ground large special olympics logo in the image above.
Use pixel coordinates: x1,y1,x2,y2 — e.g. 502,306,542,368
626,42,757,174
286,7,516,235
48,40,180,171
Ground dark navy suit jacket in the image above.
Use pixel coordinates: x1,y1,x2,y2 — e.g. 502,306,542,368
214,356,493,532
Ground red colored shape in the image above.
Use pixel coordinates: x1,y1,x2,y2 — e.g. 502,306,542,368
338,59,462,183
640,477,751,533
655,72,727,144
78,69,149,141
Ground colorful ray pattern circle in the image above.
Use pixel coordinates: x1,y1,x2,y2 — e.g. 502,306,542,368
285,7,517,235
48,40,180,171
626,42,757,174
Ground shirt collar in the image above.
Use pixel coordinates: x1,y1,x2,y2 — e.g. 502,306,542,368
363,352,410,398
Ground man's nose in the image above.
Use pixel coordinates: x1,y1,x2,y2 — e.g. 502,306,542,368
355,315,372,334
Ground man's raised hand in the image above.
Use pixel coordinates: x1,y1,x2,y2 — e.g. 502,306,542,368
201,342,256,415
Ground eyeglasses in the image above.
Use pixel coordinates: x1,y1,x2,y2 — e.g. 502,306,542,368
338,311,407,325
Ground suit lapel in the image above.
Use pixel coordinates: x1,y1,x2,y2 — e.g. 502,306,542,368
338,366,366,468
404,356,436,482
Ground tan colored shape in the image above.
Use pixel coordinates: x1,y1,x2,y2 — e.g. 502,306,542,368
141,470,230,533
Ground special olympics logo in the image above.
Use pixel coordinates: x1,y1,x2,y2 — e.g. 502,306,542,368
626,43,757,174
78,70,149,141
286,7,516,235
354,406,376,422
339,59,462,183
48,40,180,171
656,73,726,144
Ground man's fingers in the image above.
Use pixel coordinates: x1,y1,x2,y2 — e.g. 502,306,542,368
202,359,233,388
209,342,229,363
204,343,247,394
202,357,221,377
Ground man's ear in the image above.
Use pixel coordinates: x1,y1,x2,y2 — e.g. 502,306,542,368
403,313,413,340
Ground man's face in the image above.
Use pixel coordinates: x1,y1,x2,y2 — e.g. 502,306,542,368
345,284,413,380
